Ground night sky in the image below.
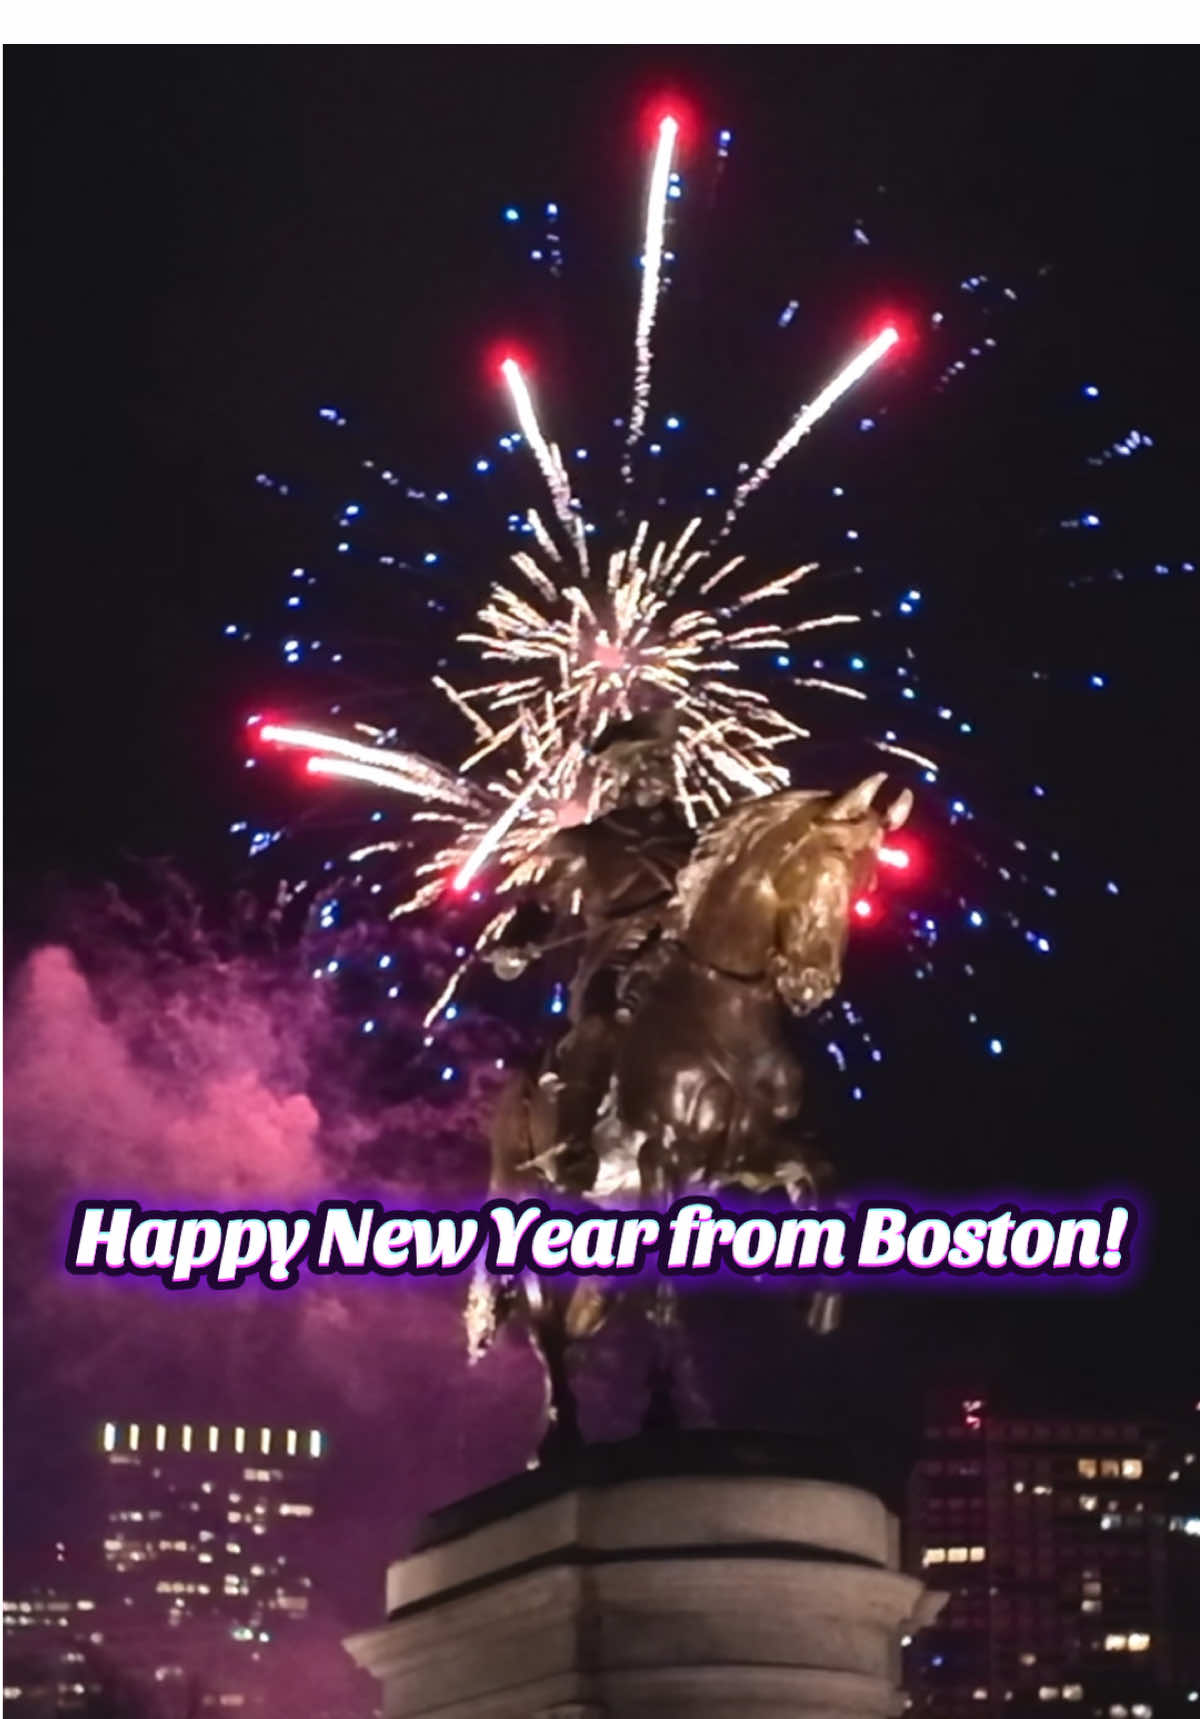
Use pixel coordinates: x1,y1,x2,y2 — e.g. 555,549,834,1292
5,47,1200,1622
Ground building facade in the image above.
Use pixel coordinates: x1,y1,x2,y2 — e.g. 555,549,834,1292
94,1418,326,1715
905,1394,1200,1719
3,1590,104,1717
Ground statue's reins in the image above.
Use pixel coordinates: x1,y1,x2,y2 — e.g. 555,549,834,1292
677,938,771,988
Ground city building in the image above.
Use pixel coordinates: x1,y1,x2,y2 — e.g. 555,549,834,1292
93,1419,326,1714
2,1590,104,1717
905,1394,1200,1719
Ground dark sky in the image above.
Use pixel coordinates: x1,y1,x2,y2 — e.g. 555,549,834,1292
5,47,1200,1604
7,46,1199,884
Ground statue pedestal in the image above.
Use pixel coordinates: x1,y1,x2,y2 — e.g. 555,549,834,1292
345,1433,945,1719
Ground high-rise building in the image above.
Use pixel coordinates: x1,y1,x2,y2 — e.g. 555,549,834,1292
94,1418,327,1714
905,1393,1200,1719
1162,1411,1200,1708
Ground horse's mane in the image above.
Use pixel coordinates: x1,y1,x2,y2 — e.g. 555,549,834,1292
671,788,830,928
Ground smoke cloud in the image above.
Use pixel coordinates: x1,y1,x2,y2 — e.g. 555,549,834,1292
3,913,546,1618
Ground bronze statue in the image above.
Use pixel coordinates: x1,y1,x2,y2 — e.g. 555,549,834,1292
467,751,912,1456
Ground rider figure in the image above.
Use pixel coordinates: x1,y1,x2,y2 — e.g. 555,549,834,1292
487,708,693,1191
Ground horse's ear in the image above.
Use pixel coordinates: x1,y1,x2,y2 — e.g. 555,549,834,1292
885,787,914,831
823,771,888,821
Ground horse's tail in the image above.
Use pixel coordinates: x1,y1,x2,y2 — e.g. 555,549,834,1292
464,1263,512,1362
468,1064,556,1364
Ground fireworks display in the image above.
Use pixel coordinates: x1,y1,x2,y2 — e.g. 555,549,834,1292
230,105,1191,1095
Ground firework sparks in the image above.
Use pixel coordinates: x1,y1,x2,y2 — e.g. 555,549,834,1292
260,724,479,808
721,325,900,534
623,114,678,478
230,104,1163,1101
500,358,589,573
259,487,873,1018
249,116,948,1043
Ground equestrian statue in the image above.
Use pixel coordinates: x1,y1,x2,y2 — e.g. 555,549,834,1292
464,708,913,1457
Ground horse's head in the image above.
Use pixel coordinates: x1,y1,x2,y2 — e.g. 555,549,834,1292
769,771,912,1014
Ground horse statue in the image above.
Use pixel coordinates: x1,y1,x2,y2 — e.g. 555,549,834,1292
465,765,912,1457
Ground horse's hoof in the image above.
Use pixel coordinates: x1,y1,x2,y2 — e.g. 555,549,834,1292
536,1419,583,1468
806,1290,842,1335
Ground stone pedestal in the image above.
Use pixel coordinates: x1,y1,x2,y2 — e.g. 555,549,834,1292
346,1433,945,1719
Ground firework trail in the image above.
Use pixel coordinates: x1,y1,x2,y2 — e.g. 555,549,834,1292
721,325,901,535
622,113,678,480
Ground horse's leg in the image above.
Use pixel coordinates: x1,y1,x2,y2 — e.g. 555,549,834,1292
633,1128,712,1430
552,1014,613,1192
807,1289,842,1334
523,1278,582,1465
778,1148,843,1336
564,1276,612,1340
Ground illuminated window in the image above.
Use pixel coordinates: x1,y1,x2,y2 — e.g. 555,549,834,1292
1079,1495,1098,1511
129,1425,141,1452
1081,1600,1101,1614
1100,1459,1121,1478
1100,1514,1121,1530
1105,1635,1127,1652
948,1547,969,1563
1122,1459,1143,1479
1063,1688,1083,1703
308,1430,323,1458
155,1424,167,1451
969,1546,987,1562
1128,1633,1150,1653
1013,1481,1027,1494
182,1425,193,1452
923,1548,946,1565
1032,1484,1053,1497
1038,1687,1060,1701
1131,1706,1152,1717
286,1428,298,1456
973,1690,989,1702
1110,1707,1129,1717
1078,1459,1097,1478
209,1427,220,1453
277,1503,313,1518
260,1429,271,1455
1019,1654,1037,1668
234,1427,246,1454
1083,1581,1102,1596
103,1423,117,1452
